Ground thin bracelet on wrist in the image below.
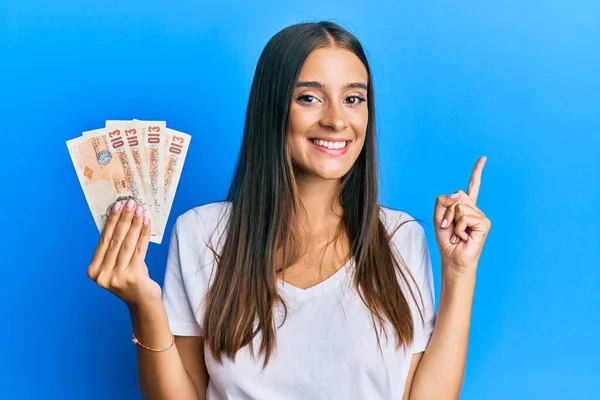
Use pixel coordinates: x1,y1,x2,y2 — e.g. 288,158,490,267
132,332,175,352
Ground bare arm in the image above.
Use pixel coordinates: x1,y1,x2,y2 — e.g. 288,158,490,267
407,270,475,400
86,200,205,400
174,336,209,399
131,301,203,400
402,353,423,400
409,157,490,398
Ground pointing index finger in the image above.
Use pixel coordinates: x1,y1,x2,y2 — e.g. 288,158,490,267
467,156,487,204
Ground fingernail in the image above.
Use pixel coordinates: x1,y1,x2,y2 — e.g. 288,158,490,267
135,205,143,217
112,201,122,212
143,215,150,226
450,193,460,199
451,234,457,243
441,219,448,228
126,199,135,209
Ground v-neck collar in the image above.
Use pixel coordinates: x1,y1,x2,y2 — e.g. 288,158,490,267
277,258,353,299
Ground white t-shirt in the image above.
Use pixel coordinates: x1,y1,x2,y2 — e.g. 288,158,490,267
162,202,436,400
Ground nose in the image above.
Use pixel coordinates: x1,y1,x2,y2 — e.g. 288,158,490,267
319,102,348,132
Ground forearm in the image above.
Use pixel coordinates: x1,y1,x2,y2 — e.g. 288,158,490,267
130,301,200,400
409,268,476,400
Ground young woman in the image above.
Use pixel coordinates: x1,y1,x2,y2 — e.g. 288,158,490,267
87,21,491,399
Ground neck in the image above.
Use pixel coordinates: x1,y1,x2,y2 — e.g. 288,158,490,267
295,174,343,232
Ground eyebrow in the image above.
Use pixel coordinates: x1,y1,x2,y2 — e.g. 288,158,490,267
295,81,368,91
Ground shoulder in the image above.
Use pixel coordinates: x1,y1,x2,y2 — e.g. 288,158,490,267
167,201,232,273
174,201,232,243
165,202,232,293
176,201,232,228
378,205,426,240
163,202,233,336
378,205,430,271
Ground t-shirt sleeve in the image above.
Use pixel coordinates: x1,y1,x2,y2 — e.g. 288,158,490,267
407,222,436,353
162,215,204,337
386,209,437,354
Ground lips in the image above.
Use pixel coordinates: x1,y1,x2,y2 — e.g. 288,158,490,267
307,138,351,155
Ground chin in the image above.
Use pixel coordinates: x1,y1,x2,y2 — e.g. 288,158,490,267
309,167,351,180
293,157,357,181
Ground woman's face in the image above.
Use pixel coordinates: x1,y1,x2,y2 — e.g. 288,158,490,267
287,46,369,181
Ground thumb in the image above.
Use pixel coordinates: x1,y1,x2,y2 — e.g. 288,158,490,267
434,193,460,227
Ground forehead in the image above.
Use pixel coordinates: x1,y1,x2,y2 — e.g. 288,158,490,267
297,47,368,86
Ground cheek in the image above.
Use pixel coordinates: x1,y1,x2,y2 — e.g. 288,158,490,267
287,134,306,163
288,104,317,135
287,105,315,159
350,113,368,145
286,129,311,168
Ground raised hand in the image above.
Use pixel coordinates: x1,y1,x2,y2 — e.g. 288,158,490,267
87,199,161,307
433,157,492,279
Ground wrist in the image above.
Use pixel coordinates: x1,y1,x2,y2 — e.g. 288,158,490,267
127,296,164,315
440,272,476,310
441,261,477,285
441,267,477,291
128,299,168,331
128,300,174,350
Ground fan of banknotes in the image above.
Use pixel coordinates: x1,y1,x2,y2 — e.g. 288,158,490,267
67,120,191,244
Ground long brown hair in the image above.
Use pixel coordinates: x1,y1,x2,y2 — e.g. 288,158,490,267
203,21,425,367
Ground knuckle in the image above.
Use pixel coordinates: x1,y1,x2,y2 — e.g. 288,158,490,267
107,210,120,223
435,196,453,209
87,264,98,281
131,214,143,226
140,230,151,244
121,240,134,253
110,276,122,289
104,216,119,230
136,243,147,256
96,273,110,289
99,233,110,247
108,237,121,251
125,273,139,286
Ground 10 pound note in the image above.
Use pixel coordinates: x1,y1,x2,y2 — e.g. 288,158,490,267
159,128,192,237
67,129,160,243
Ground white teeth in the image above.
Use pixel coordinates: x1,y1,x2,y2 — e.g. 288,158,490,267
311,139,348,150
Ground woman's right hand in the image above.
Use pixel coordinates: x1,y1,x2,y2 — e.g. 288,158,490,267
87,198,162,308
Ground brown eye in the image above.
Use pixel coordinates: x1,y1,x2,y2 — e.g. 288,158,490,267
345,96,366,105
297,95,318,104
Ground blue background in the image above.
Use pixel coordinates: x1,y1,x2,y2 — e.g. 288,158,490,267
1,1,599,399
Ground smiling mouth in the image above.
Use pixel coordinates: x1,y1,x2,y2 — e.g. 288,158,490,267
309,139,350,150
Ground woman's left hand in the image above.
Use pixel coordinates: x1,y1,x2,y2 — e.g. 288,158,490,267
433,156,492,280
